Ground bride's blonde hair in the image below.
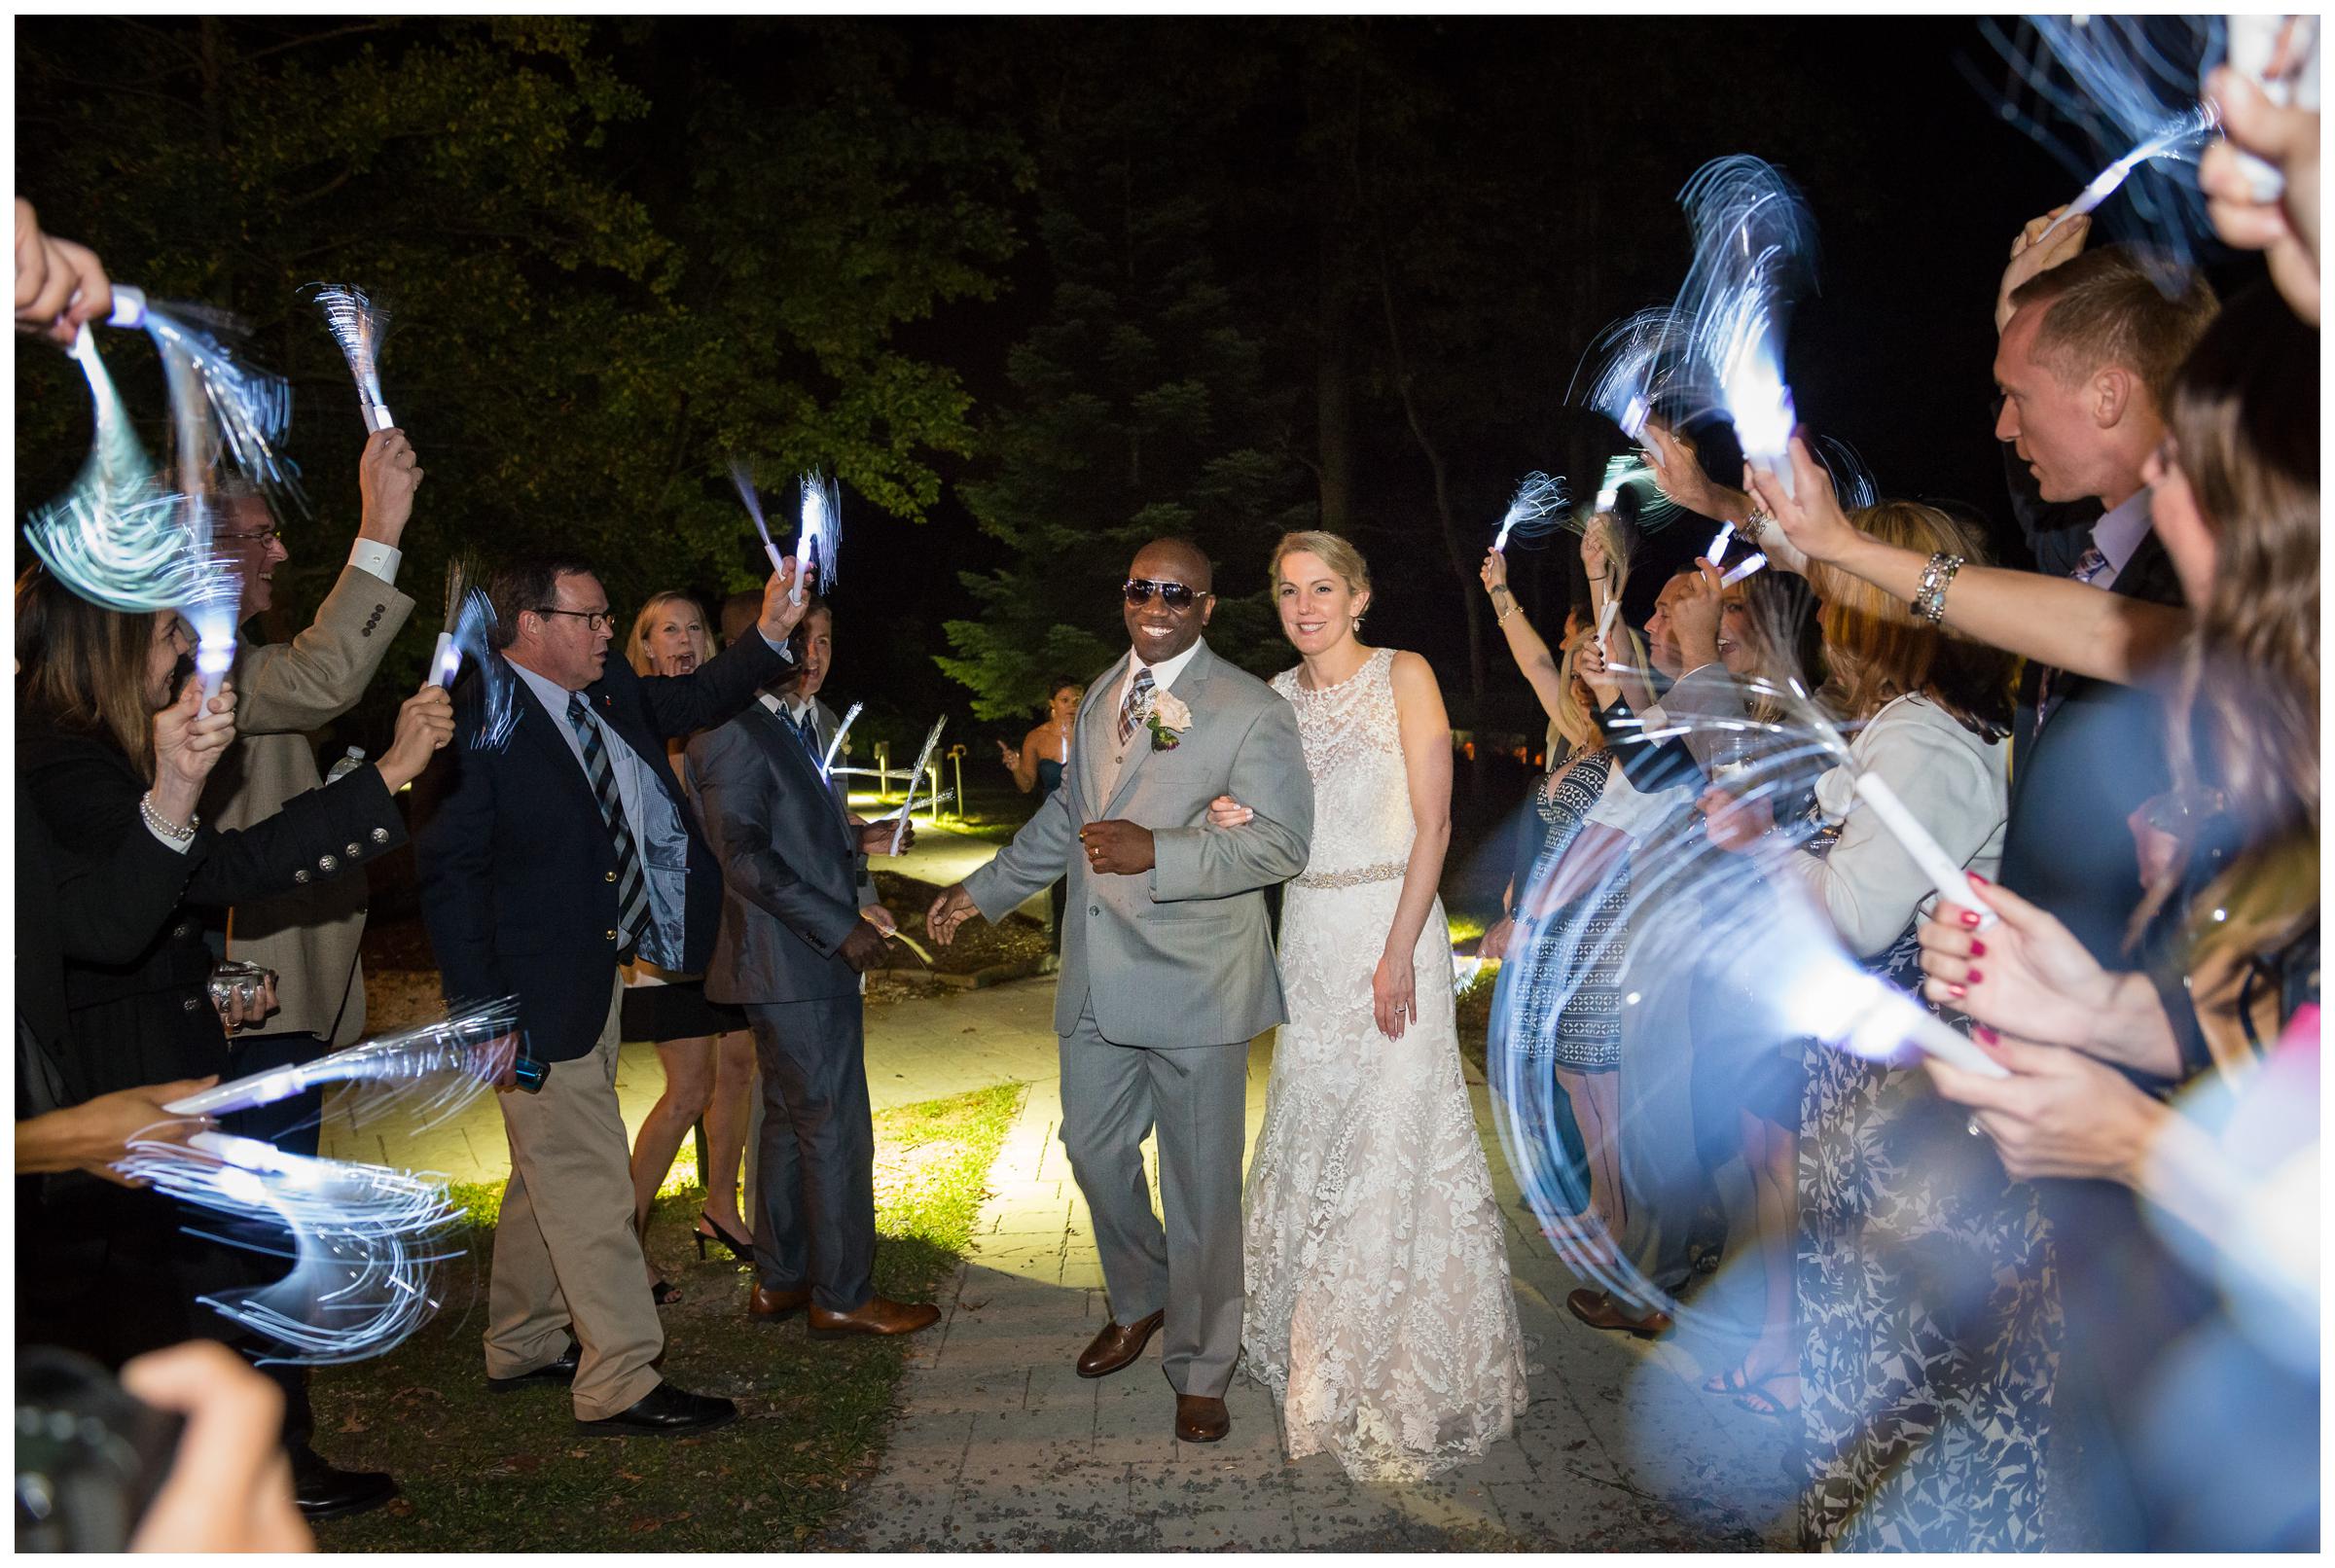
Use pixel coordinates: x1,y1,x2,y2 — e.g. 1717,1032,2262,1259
1270,530,1371,598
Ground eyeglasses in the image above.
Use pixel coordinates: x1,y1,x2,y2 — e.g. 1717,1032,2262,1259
533,606,618,633
1124,579,1201,609
214,526,283,545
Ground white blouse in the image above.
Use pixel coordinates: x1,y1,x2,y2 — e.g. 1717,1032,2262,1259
1797,693,2010,961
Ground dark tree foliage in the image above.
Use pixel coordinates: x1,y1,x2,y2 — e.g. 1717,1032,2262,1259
17,17,1024,739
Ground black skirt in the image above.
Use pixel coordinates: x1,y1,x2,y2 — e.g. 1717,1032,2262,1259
621,979,746,1044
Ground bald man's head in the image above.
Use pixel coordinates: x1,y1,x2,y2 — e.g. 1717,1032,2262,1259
1122,537,1215,663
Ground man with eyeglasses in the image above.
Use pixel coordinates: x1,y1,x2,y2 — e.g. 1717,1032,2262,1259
416,552,809,1439
927,537,1312,1446
189,427,423,1520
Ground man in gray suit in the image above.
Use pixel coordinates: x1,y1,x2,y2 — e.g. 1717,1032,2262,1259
929,538,1312,1444
687,639,939,1338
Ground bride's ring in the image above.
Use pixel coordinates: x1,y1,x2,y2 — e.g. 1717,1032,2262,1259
1743,508,1775,545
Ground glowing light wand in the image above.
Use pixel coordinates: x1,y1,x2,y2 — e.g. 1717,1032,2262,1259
164,1001,520,1130
821,700,864,780
729,460,786,576
426,556,473,688
23,326,190,610
794,472,841,607
304,283,395,431
105,285,304,513
890,716,948,855
1491,472,1569,552
2035,103,2220,246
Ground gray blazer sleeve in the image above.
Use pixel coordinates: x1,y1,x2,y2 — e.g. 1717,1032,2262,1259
1149,698,1312,902
964,782,1076,924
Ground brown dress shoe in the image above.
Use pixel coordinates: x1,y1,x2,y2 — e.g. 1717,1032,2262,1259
807,1295,941,1337
1076,1309,1166,1378
1173,1394,1230,1443
748,1283,811,1320
1565,1287,1674,1339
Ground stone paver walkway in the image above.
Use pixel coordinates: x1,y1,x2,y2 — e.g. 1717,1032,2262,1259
821,1031,1800,1550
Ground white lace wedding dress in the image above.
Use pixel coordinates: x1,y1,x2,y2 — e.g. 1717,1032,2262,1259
1242,647,1531,1481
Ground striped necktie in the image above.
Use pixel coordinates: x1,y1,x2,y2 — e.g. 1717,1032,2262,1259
1119,667,1155,745
567,694,652,946
791,706,821,757
2034,547,2114,732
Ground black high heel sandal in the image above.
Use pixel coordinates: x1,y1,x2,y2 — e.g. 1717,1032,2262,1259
693,1214,753,1262
651,1279,681,1307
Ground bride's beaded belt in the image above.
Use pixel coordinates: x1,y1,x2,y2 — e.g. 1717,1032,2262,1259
1292,860,1407,890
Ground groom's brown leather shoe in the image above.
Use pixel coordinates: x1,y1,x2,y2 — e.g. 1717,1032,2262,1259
1076,1309,1165,1378
1173,1394,1230,1443
747,1283,811,1321
1565,1287,1674,1339
808,1296,940,1337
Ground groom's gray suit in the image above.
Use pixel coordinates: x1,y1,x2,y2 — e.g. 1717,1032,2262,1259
964,639,1311,1397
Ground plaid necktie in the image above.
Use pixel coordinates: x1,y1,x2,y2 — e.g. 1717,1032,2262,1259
567,694,652,945
1118,667,1155,745
2033,547,2113,732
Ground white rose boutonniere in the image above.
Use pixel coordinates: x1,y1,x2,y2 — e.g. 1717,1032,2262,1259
1145,689,1193,751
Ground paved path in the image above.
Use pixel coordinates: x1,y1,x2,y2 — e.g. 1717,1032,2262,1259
332,819,1800,1547
817,1028,1797,1550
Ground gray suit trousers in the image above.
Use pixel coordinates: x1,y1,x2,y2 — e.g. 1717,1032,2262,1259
1058,1002,1247,1399
744,997,876,1314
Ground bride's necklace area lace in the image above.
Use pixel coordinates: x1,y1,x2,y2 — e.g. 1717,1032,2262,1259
1277,647,1398,775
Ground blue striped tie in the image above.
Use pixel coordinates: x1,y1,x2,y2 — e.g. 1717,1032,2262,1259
567,695,652,946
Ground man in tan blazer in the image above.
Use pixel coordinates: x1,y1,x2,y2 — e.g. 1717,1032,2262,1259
196,425,422,1521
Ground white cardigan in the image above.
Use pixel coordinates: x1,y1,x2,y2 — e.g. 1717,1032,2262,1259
1797,694,2010,961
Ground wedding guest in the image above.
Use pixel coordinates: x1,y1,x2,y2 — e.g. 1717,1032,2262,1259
1913,284,2317,1551
1703,500,2032,1550
16,567,451,1522
1478,544,1682,1336
615,592,756,1301
1211,531,1528,1479
414,553,805,1436
1000,678,1084,951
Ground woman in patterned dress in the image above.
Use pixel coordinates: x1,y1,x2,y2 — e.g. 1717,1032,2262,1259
1705,500,2046,1550
1206,530,1529,1481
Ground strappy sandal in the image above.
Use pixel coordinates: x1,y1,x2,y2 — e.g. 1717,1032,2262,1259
1732,1373,1802,1421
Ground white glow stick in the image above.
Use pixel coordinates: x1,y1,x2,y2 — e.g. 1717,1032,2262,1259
1594,598,1619,659
428,630,460,687
1850,772,1997,932
1718,552,1768,586
890,716,947,854
1706,520,1735,561
821,700,864,779
730,460,787,576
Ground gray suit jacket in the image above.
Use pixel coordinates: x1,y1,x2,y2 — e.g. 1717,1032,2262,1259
964,640,1312,1049
688,701,867,1007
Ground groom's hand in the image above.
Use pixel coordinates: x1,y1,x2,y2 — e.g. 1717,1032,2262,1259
1079,820,1155,875
927,883,980,946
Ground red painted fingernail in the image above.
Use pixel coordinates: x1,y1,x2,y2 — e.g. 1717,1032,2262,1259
1960,910,1982,929
1969,873,1989,885
1968,940,1987,958
1966,968,1985,985
1975,1026,2000,1045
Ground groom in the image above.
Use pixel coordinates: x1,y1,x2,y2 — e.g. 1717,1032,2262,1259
929,538,1311,1443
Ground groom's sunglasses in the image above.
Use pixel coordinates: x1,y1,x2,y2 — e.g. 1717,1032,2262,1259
1123,579,1200,609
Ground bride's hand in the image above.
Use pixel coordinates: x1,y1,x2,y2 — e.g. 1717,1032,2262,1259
1204,794,1253,829
1373,947,1417,1041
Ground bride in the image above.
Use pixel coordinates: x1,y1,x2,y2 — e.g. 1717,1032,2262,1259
1209,529,1529,1480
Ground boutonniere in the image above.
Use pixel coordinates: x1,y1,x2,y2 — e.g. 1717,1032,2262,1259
1145,689,1193,751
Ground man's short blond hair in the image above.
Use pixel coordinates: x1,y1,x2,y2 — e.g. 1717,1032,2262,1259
2008,244,2218,410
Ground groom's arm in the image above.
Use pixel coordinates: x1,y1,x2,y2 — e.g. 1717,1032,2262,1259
1149,700,1312,903
964,782,1077,924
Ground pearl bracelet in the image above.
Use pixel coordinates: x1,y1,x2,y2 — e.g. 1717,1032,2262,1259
139,791,198,844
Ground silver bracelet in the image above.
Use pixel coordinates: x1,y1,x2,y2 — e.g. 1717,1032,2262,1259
139,791,198,844
1742,507,1775,545
1911,552,1965,624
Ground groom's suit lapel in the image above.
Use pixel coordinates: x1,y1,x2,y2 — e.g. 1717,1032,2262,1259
1101,642,1214,820
1076,653,1131,817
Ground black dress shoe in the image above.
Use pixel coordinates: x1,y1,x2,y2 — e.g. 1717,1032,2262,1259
485,1338,581,1393
289,1447,399,1521
575,1381,737,1438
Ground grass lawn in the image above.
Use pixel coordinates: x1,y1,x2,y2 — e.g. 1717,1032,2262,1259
308,1082,1023,1552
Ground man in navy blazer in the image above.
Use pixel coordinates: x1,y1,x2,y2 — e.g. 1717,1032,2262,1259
417,552,808,1437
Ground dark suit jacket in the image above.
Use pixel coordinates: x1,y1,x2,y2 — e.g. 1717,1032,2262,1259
17,723,406,1104
1997,526,2184,968
415,632,789,1061
687,701,866,1007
